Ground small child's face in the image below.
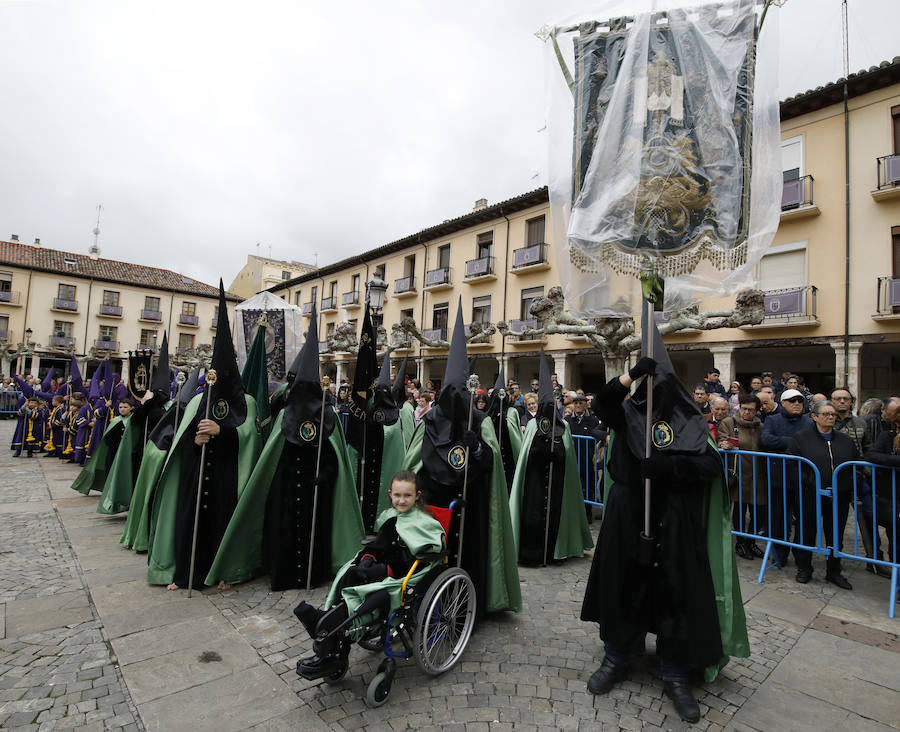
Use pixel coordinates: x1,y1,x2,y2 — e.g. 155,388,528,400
389,479,419,514
118,402,134,417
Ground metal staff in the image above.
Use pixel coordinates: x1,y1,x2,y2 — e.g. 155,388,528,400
496,387,506,475
457,375,480,569
173,371,186,431
358,414,367,508
642,297,655,541
306,373,329,591
542,398,560,567
187,369,216,598
143,349,154,449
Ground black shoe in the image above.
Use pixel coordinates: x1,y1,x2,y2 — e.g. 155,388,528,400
663,681,700,722
825,573,853,590
296,653,346,681
748,542,765,559
587,658,629,695
13,451,21,457
734,542,751,560
796,567,813,584
775,552,789,568
293,601,324,638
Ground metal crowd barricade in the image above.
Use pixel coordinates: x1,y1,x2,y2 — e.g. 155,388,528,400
831,460,899,618
0,390,24,416
719,449,829,584
339,410,349,435
572,434,605,509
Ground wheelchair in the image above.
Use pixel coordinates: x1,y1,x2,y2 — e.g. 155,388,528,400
296,503,477,707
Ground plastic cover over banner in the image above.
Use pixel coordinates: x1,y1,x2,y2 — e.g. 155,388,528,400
234,291,304,382
542,0,781,316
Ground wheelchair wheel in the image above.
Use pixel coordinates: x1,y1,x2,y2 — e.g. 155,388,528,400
365,672,392,707
413,567,476,676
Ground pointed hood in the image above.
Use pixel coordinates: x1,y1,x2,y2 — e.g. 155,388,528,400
422,298,483,487
622,298,709,458
41,368,54,393
178,366,202,407
150,332,171,394
69,356,83,395
13,374,34,398
535,349,564,440
391,355,408,405
199,281,247,428
281,305,335,446
486,366,507,420
99,361,113,400
241,316,271,429
88,366,101,401
370,352,399,426
346,306,379,449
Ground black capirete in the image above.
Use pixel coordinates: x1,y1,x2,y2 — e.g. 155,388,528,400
197,281,247,429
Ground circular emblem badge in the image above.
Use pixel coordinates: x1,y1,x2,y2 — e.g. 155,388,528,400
447,445,466,471
538,416,551,435
651,420,674,449
212,399,230,421
299,420,317,443
372,409,385,424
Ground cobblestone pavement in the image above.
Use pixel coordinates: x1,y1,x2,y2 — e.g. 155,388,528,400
0,419,897,731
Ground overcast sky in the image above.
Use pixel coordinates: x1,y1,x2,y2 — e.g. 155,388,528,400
1,0,897,290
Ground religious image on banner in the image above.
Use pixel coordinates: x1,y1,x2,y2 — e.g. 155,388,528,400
127,350,154,399
240,309,286,380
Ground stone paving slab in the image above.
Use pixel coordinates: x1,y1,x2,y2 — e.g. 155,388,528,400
83,562,151,588
4,590,94,637
112,613,242,666
744,587,825,628
102,593,218,640
137,664,300,732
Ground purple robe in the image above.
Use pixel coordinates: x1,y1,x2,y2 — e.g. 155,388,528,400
72,403,92,464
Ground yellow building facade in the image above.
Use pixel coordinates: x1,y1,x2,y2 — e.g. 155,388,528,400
228,254,315,300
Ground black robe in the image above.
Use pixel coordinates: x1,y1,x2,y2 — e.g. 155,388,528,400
517,430,566,565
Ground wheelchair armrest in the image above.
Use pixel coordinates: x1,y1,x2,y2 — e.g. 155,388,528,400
400,560,420,606
415,551,447,563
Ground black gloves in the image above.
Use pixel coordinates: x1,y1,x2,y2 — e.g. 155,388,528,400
628,357,657,380
640,454,668,481
462,429,480,452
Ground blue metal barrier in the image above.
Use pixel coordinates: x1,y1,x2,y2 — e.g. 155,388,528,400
572,434,605,509
339,410,349,434
0,390,24,416
831,461,899,618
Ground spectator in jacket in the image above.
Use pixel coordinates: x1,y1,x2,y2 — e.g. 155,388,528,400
703,368,727,398
787,400,858,589
863,409,900,577
692,385,712,422
761,389,813,567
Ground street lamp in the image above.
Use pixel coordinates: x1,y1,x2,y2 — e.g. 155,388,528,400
25,327,33,344
365,274,388,315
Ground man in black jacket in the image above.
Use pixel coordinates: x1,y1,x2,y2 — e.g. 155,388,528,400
787,400,859,588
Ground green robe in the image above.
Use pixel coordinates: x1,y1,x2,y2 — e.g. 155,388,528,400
398,401,416,449
146,393,262,586
324,506,444,617
95,417,140,515
509,419,594,561
205,409,364,586
402,417,522,614
71,415,128,497
503,406,524,462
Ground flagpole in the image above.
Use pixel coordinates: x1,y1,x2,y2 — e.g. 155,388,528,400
457,375,478,569
642,297,655,541
187,369,216,598
306,370,328,591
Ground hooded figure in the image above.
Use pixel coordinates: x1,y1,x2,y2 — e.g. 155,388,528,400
509,351,593,565
581,301,748,709
9,375,33,454
206,305,363,591
120,367,200,547
485,366,523,492
401,300,521,617
85,361,115,460
146,282,262,589
391,355,416,449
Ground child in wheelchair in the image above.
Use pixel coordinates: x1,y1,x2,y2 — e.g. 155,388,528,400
294,469,446,680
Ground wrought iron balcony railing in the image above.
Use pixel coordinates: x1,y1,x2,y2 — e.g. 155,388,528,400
140,309,163,321
465,256,494,278
179,314,199,326
138,343,159,353
781,174,815,210
99,303,122,316
512,243,547,268
49,335,75,348
508,318,540,339
52,298,78,312
321,296,337,311
424,267,451,287
423,327,448,342
761,286,817,320
341,291,360,306
394,276,416,294
302,302,313,315
94,339,119,351
875,276,900,315
876,154,900,189
0,290,21,305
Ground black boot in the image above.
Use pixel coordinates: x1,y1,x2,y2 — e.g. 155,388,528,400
663,681,701,722
293,601,324,639
296,635,349,680
587,657,629,695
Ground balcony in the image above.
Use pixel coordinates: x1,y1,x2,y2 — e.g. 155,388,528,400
0,290,21,306
175,346,191,355
507,318,543,343
464,322,494,347
511,243,550,272
873,277,900,319
423,327,448,347
302,302,314,316
391,335,414,352
341,291,360,308
780,175,819,220
98,303,122,317
52,297,78,312
394,276,416,297
742,286,819,328
424,267,452,291
179,313,199,327
321,296,337,312
873,154,900,201
318,341,330,354
94,339,119,352
0,330,7,341
464,256,496,282
49,334,75,349
138,343,159,353
140,309,163,322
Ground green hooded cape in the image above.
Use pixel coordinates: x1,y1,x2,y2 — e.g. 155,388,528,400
204,408,364,586
95,417,140,514
398,401,416,449
509,418,593,561
145,393,262,585
402,417,522,614
324,505,445,616
71,415,128,497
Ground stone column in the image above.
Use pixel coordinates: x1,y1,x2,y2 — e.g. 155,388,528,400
30,355,41,380
415,356,425,384
709,345,735,387
831,339,863,396
552,353,570,392
334,359,346,385
497,353,511,384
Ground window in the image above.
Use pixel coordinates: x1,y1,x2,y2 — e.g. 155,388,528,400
893,226,900,278
329,280,337,297
403,255,416,277
521,286,544,319
758,243,807,291
310,285,318,303
213,305,219,321
438,245,451,270
526,216,545,246
181,301,196,316
476,232,493,259
781,135,803,181
326,322,335,338
98,325,117,341
892,105,900,154
54,321,74,337
58,284,76,301
294,291,302,306
432,302,449,330
400,308,414,320
140,329,157,347
282,270,291,280
374,264,385,279
347,319,358,333
0,314,9,337
0,271,11,292
178,333,194,350
144,296,160,312
472,295,491,324
102,290,119,306
351,273,360,293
